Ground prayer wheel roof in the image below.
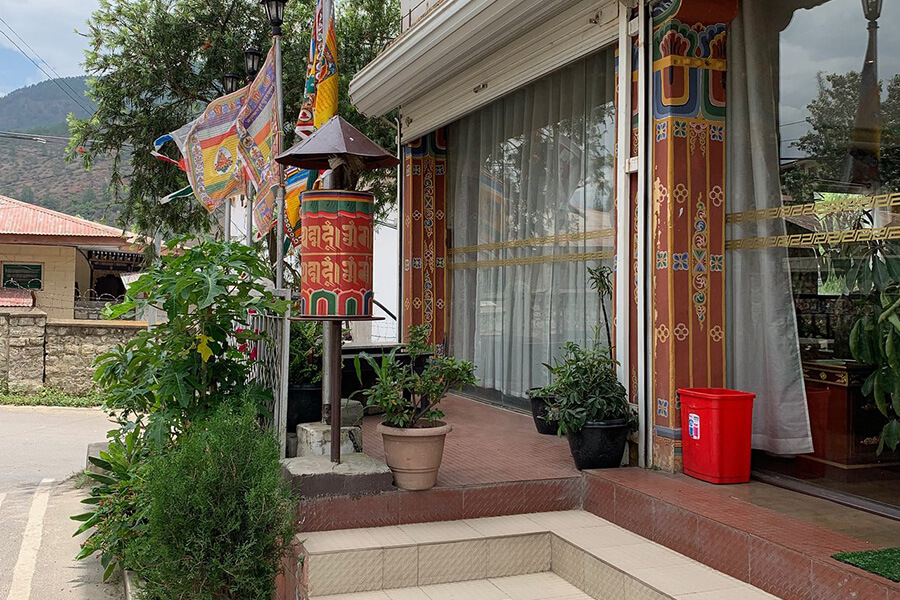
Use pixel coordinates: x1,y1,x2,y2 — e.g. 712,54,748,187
275,116,400,171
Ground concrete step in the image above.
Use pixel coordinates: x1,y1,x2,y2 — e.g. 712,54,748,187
300,511,781,600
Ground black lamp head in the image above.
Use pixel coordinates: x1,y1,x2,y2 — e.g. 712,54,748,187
260,0,287,35
863,0,882,21
222,72,242,94
244,47,263,78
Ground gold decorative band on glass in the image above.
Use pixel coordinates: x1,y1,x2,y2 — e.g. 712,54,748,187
449,228,615,256
726,193,900,224
726,225,900,250
449,250,614,271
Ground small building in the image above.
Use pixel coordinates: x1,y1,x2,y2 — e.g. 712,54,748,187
0,195,144,320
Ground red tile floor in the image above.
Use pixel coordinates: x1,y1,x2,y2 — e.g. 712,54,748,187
360,394,579,487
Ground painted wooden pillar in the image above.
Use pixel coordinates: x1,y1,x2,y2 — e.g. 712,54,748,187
402,129,449,352
650,0,737,472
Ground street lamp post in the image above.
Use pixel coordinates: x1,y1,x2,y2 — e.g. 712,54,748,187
261,0,288,290
243,48,263,245
221,73,243,242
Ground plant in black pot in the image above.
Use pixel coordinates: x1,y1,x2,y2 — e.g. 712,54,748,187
539,265,636,469
542,341,636,469
287,320,324,430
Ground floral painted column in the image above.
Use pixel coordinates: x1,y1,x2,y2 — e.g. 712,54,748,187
402,129,449,352
650,0,737,472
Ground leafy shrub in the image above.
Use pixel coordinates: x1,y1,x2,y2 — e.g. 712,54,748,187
288,320,323,386
354,325,477,428
136,401,296,600
0,387,106,407
94,237,288,447
540,341,635,435
72,426,149,581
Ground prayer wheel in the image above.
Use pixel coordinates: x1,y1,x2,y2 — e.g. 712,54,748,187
299,189,374,317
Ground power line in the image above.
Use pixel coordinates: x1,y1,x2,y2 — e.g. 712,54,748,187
0,22,94,116
0,130,133,148
0,15,93,117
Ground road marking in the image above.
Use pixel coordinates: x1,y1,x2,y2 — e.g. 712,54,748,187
0,493,5,512
5,479,54,600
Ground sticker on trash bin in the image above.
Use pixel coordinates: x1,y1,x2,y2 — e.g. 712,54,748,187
688,413,700,440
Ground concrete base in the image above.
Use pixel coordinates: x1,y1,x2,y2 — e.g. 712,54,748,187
323,398,365,427
281,453,393,497
85,441,110,475
297,422,362,457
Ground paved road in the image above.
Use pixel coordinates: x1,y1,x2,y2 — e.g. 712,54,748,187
0,406,122,600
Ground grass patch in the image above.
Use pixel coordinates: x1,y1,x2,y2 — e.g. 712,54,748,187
833,548,900,582
0,388,106,408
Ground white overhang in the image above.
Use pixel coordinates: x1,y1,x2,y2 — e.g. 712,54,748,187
350,0,600,118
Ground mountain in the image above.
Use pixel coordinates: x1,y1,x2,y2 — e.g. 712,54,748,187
0,77,118,224
0,76,95,132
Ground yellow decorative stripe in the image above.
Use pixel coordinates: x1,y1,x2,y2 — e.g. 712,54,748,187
449,251,614,271
726,193,900,223
450,229,615,256
653,56,727,72
726,225,900,250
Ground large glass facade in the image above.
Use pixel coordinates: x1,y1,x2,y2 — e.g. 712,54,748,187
447,48,617,409
727,0,900,510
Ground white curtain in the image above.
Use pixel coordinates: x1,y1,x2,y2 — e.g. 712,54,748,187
448,49,616,405
726,0,821,454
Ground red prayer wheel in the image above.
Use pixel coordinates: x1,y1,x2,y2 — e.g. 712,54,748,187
299,190,374,317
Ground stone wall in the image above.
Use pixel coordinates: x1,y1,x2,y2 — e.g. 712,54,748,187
0,309,146,394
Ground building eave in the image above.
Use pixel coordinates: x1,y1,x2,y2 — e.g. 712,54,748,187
349,0,585,118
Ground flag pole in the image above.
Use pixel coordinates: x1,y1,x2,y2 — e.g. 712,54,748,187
274,33,286,289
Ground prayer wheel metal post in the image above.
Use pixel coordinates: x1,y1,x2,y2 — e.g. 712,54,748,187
325,320,343,463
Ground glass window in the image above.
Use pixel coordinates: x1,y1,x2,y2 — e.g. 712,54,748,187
2,264,42,290
727,0,900,509
447,48,617,408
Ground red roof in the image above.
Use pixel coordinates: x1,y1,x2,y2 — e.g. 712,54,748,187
0,195,141,250
0,288,35,308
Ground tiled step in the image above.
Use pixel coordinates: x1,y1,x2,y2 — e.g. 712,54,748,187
313,572,592,599
301,511,781,600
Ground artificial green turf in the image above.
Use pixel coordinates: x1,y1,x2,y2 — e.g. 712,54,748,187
833,548,900,582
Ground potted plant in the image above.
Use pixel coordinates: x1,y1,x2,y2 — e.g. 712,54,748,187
542,341,636,469
287,320,324,429
539,265,636,469
528,387,558,435
354,325,477,490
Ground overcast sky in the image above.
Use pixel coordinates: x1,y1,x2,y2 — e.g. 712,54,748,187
0,0,97,97
779,0,898,156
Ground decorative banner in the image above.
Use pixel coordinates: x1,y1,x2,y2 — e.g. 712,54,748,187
312,0,338,129
285,0,339,250
299,190,374,317
182,89,247,211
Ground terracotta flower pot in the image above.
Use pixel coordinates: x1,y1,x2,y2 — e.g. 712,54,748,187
377,421,452,491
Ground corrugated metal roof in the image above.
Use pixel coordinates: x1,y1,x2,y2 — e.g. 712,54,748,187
0,288,35,308
0,195,127,238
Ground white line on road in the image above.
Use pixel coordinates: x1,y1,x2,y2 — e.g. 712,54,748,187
5,479,54,600
0,493,5,512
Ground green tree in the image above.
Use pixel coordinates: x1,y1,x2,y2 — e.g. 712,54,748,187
68,0,399,247
19,185,34,203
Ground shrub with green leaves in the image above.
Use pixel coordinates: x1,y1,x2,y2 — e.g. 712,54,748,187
135,401,296,600
288,320,323,387
72,426,149,581
94,237,288,447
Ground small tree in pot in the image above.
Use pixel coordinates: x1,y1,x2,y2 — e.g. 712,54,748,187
354,325,477,490
539,265,637,469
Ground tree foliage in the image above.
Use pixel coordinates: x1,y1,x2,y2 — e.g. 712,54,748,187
68,0,399,240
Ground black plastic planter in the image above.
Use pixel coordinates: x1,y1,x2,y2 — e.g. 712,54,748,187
566,418,629,470
287,384,322,431
527,388,558,435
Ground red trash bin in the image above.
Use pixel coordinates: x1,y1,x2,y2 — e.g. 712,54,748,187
678,387,755,484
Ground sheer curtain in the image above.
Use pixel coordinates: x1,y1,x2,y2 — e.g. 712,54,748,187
726,0,821,454
448,49,616,407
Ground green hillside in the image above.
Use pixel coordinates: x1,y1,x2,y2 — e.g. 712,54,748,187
0,76,95,132
0,77,118,223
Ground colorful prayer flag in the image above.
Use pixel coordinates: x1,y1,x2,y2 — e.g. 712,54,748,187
182,89,247,212
285,0,339,250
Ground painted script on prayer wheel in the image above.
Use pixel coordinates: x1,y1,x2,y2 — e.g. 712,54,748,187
299,190,374,317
